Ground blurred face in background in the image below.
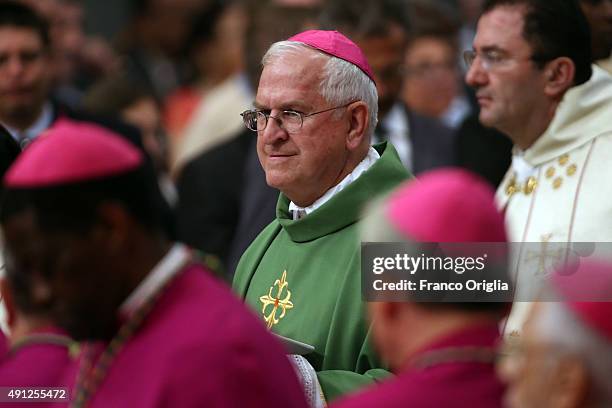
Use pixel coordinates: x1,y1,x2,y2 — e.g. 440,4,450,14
357,24,407,119
50,0,86,83
402,36,459,118
122,97,168,172
0,26,51,126
140,0,206,57
26,0,85,83
193,3,245,86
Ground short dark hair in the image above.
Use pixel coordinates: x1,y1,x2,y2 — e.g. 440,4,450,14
482,0,592,86
0,165,164,236
0,1,50,48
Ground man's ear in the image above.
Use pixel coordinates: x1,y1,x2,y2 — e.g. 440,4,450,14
543,57,575,99
94,202,133,254
346,101,369,150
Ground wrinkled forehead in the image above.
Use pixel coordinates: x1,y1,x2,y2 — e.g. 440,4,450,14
257,48,329,106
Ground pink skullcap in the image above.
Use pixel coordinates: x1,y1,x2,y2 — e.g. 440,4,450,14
288,30,376,84
385,168,506,242
552,259,612,342
4,119,143,188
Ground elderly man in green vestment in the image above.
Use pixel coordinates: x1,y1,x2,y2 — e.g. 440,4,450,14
233,29,410,404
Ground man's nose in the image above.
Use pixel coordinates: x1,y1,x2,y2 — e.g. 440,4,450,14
259,114,288,144
5,56,25,77
465,59,488,88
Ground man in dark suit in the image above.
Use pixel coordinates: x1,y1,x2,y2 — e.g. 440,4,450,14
0,1,143,149
0,2,174,239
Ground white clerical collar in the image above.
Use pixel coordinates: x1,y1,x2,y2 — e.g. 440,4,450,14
119,243,190,318
289,147,380,220
510,149,536,184
4,102,54,147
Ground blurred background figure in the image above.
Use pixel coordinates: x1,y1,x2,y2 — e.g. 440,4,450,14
0,1,142,150
499,260,612,408
82,73,177,206
320,0,457,174
334,168,508,408
0,1,55,146
116,0,206,102
164,0,245,147
22,0,121,108
579,0,612,73
401,2,472,129
169,0,248,172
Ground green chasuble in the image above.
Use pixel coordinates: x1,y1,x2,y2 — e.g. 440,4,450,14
233,143,410,401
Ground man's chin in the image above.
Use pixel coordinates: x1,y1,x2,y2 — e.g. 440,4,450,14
478,112,498,129
264,172,289,191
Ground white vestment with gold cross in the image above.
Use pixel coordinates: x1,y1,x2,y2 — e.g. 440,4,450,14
495,65,612,337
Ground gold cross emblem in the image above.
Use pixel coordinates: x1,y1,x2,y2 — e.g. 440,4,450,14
260,270,294,329
524,234,564,277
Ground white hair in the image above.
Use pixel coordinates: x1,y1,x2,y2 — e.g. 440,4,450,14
261,41,378,138
533,301,612,407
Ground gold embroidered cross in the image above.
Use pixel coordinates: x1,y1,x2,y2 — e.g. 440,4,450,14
524,234,564,276
260,270,294,329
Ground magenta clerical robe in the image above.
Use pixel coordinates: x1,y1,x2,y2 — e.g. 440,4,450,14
83,263,308,408
0,326,76,407
331,323,505,408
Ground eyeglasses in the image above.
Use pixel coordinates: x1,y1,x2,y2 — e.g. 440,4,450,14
463,49,543,71
240,101,355,133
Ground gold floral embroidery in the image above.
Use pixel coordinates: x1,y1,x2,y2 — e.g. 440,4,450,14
260,270,294,329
